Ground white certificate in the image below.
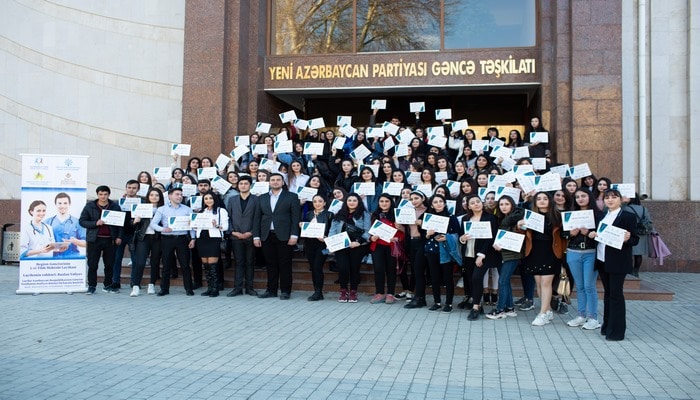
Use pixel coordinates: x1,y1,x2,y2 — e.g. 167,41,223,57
394,144,410,157
190,213,215,229
101,210,126,226
153,167,172,181
188,196,202,210
258,158,279,172
234,136,250,147
350,144,371,161
367,127,384,138
523,209,545,233
612,183,636,198
490,145,512,160
296,186,318,201
422,213,449,234
531,157,547,171
339,124,356,136
511,146,530,160
250,144,267,156
274,140,293,154
569,163,592,180
328,199,343,214
405,172,421,185
435,171,448,183
357,164,379,177
137,183,149,197
294,119,309,130
534,172,562,192
435,108,452,120
303,142,325,155
131,203,154,219
426,126,444,137
488,174,510,190
382,135,396,151
413,184,433,197
472,140,490,153
167,216,191,231
494,229,525,252
549,164,570,178
308,117,326,130
495,186,522,203
446,200,456,215
517,174,536,193
119,197,140,212
397,199,413,209
513,165,534,175
300,222,326,239
409,102,425,113
171,143,191,156
353,182,376,196
331,136,345,150
325,231,351,253
182,184,197,197
489,137,505,148
368,221,398,242
231,146,250,161
279,110,297,123
250,182,269,195
394,207,416,225
427,134,447,148
446,180,461,197
530,131,549,143
464,221,493,239
382,122,399,136
595,222,626,250
478,187,488,201
255,122,271,134
371,99,387,109
382,182,404,196
451,119,468,132
396,128,415,144
337,115,352,126
211,176,232,193
215,153,231,170
501,157,516,171
197,167,217,180
562,210,596,231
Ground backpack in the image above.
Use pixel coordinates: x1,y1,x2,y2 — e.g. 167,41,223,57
629,206,653,235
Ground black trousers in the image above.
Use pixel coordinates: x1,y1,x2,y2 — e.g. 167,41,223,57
161,235,193,291
372,244,397,295
426,252,454,305
305,240,327,291
409,238,427,297
336,245,368,290
132,234,162,287
191,245,202,285
262,232,294,294
86,237,116,288
599,264,627,340
232,237,255,291
464,256,489,305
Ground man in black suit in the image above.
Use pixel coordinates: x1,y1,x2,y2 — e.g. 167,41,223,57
253,172,301,299
225,176,259,297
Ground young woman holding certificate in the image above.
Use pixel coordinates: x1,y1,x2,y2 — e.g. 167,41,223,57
131,188,165,296
194,192,229,297
369,194,404,305
459,195,500,321
518,192,566,326
301,194,333,301
587,189,639,341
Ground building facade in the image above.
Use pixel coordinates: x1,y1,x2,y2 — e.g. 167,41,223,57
1,0,698,269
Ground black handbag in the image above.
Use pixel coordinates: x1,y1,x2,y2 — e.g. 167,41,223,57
629,206,653,235
344,222,364,242
424,238,439,254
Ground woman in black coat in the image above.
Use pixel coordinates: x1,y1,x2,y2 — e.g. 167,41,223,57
589,188,639,341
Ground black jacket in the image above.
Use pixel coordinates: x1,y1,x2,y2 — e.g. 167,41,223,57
79,200,122,243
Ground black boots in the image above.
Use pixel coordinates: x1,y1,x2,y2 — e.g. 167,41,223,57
200,263,219,297
308,286,324,301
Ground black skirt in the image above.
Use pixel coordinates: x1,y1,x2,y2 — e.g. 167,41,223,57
523,238,560,275
196,230,222,258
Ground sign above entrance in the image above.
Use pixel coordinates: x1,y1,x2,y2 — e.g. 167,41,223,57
265,49,539,90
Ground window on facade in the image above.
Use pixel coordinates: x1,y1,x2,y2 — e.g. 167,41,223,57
270,0,535,55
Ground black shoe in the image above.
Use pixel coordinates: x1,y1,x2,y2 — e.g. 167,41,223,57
484,293,491,305
156,290,169,296
457,298,468,309
468,308,480,321
491,293,498,306
280,293,290,300
209,290,219,298
308,291,324,301
186,290,195,296
227,289,243,297
246,289,258,296
404,297,427,309
428,304,441,311
201,288,213,296
442,304,453,313
258,291,277,298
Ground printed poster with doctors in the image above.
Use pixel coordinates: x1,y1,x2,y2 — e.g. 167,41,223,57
18,154,89,294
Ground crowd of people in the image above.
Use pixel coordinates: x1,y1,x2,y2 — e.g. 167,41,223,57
77,111,649,342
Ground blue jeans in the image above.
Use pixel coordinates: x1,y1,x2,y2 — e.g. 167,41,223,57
112,233,135,285
496,259,519,310
567,250,598,319
520,267,535,300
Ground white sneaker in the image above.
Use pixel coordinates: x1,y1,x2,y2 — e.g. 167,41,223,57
531,313,550,326
582,319,601,330
147,284,155,295
546,310,554,321
456,277,464,288
567,316,587,327
130,286,140,297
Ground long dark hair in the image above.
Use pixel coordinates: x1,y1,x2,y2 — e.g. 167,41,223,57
198,191,223,213
334,193,366,221
530,191,561,226
427,193,450,217
145,188,165,208
371,193,396,222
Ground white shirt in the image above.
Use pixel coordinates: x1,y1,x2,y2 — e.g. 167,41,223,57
596,208,621,262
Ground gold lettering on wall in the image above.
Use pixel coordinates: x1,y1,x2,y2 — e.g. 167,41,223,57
268,56,536,81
